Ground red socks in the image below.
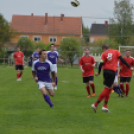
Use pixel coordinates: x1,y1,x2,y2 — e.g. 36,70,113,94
120,83,125,93
126,83,130,97
90,83,95,93
19,72,23,77
86,86,90,95
94,87,112,107
17,74,20,79
17,72,23,79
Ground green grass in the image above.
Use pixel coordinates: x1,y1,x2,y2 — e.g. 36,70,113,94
0,66,134,134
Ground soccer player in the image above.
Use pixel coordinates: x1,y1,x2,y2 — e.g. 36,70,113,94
32,50,56,108
47,44,64,90
119,49,134,97
91,44,133,113
79,47,96,97
32,47,40,63
13,47,24,81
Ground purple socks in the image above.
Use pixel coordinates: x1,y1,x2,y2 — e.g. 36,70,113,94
44,94,53,107
113,86,121,95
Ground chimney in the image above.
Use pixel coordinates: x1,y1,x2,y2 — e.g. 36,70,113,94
45,13,48,26
105,21,108,26
61,14,64,22
31,13,33,16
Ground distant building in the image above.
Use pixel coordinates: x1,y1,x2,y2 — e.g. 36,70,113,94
11,13,83,46
89,21,110,43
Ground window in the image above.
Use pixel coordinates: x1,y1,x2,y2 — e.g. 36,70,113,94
49,37,57,43
20,35,29,38
90,38,94,43
33,36,41,42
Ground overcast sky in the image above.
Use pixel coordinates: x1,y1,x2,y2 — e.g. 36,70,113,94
0,0,134,28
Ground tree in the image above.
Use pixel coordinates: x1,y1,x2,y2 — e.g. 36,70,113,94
90,38,121,54
17,37,34,57
0,14,14,51
60,37,81,66
34,41,51,51
83,24,90,43
108,0,134,45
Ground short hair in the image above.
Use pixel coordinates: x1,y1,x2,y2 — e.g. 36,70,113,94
126,49,131,52
50,44,55,47
39,50,46,56
102,44,109,50
84,47,90,50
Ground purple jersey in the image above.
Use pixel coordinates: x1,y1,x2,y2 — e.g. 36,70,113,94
47,51,59,64
32,52,40,62
32,59,54,83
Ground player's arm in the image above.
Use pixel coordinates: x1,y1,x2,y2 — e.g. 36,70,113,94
96,59,104,76
23,56,25,66
118,56,132,69
32,63,38,82
79,58,84,73
57,58,64,63
57,52,64,63
92,57,96,68
79,65,84,73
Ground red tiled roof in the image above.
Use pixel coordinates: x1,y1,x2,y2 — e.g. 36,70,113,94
11,15,82,35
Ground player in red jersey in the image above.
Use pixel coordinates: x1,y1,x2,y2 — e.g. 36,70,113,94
79,47,96,97
119,49,134,97
13,47,24,81
91,44,133,113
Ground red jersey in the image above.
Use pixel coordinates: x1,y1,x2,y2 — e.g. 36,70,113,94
14,51,24,65
79,55,95,77
119,56,134,77
101,49,121,72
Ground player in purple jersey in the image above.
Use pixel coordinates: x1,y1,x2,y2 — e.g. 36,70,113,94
32,50,56,108
32,47,40,62
47,44,64,90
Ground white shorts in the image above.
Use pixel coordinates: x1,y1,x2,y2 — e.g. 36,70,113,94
114,75,118,83
37,81,53,90
52,64,57,73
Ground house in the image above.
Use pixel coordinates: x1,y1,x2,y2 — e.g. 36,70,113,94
11,13,83,46
89,21,110,43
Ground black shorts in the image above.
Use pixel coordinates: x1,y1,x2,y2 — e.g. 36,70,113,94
120,77,131,83
103,70,115,88
15,65,24,70
83,76,94,83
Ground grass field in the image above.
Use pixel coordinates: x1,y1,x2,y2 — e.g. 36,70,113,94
0,66,134,134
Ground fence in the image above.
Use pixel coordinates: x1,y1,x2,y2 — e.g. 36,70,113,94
0,52,101,68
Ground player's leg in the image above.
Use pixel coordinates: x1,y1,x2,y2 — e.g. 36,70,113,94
83,77,91,97
38,82,54,108
89,76,95,96
125,77,131,97
120,77,126,95
113,76,121,96
19,65,24,79
91,70,115,113
15,65,20,80
86,82,91,97
54,64,58,90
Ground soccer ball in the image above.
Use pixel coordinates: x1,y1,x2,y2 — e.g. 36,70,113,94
71,0,80,7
